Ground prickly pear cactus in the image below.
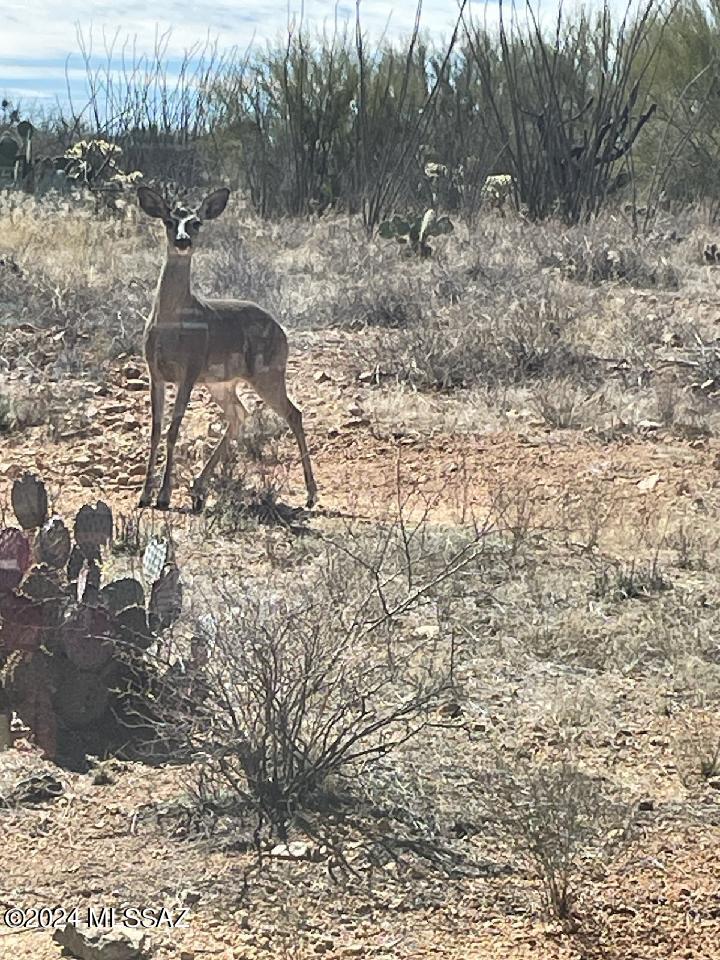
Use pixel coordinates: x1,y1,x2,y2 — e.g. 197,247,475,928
378,209,453,256
61,604,115,671
35,517,71,568
99,577,145,614
149,564,182,632
74,502,113,552
0,528,31,594
0,476,181,765
11,473,48,530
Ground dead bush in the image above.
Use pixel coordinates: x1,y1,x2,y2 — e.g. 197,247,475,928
385,295,595,391
234,405,286,463
196,229,283,317
540,227,681,289
530,378,590,429
591,557,672,601
476,749,632,920
674,710,720,783
156,516,486,833
204,464,302,535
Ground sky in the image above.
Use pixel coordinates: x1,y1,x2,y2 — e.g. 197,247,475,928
0,0,473,109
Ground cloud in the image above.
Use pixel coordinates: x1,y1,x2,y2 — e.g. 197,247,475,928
3,1,633,105
1,0,474,106
0,0,465,62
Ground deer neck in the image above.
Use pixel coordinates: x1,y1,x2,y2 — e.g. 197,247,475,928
153,252,194,323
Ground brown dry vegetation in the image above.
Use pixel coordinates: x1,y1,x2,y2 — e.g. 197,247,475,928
1,193,720,959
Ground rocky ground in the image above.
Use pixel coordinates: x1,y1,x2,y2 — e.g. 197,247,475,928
2,203,720,958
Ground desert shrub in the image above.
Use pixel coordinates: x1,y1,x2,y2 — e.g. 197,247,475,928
591,557,672,601
195,227,284,315
674,710,720,783
0,394,11,432
0,386,53,433
0,196,152,362
529,378,590,429
204,466,303,535
539,226,682,288
156,518,486,832
476,749,632,920
385,294,595,391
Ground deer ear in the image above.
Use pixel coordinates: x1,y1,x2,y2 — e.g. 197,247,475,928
137,186,170,220
199,187,230,221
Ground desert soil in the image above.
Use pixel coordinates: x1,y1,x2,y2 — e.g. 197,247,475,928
1,328,719,959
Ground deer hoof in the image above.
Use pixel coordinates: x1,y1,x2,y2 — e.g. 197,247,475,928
155,495,171,510
138,492,152,509
306,490,318,509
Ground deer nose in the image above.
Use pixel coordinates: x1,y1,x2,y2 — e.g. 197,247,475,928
175,236,191,250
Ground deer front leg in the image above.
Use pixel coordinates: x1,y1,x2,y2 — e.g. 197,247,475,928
156,374,196,510
139,377,166,508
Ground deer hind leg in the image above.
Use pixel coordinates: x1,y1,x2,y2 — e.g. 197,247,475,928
156,373,196,510
247,368,318,507
189,381,248,512
139,377,166,508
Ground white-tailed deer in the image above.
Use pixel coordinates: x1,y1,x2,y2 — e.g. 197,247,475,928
136,185,317,511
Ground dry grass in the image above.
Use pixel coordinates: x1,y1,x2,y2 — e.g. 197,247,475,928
2,193,720,948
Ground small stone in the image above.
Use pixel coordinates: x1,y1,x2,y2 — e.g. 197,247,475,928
180,888,202,906
125,379,147,391
123,364,143,379
314,938,334,954
270,840,311,860
53,922,150,960
637,798,655,811
314,370,332,383
637,472,661,492
438,700,462,719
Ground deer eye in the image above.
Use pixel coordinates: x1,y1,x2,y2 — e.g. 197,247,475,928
189,219,201,231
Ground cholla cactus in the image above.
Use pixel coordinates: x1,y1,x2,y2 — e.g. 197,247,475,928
378,209,454,257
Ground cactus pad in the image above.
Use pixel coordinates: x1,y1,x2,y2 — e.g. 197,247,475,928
11,473,49,530
0,593,44,652
74,502,113,551
149,564,182,631
35,517,71,568
0,528,31,594
116,605,152,649
61,605,115,671
99,577,145,614
55,668,111,728
76,560,101,604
